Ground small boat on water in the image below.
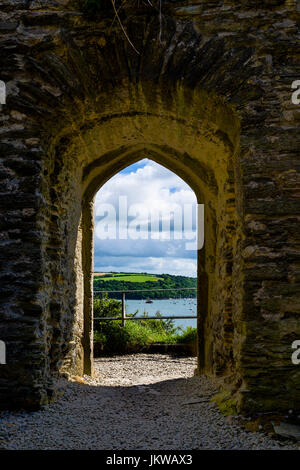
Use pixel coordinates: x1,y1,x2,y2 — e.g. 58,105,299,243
145,297,153,304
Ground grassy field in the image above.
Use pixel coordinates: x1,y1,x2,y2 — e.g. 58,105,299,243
93,272,197,299
94,273,163,282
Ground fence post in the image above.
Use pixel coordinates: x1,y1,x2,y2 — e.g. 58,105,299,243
122,292,126,326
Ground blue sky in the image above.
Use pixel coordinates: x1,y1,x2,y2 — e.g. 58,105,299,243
119,161,146,174
93,159,197,277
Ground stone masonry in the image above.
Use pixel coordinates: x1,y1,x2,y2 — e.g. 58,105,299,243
0,0,299,413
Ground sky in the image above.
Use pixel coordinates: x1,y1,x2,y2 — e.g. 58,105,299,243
93,159,197,277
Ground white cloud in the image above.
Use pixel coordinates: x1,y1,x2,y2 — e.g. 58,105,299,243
94,159,197,276
94,256,197,278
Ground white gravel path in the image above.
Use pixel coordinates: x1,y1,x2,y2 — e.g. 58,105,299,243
0,354,298,450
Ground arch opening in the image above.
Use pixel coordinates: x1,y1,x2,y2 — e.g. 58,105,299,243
92,158,198,357
66,113,241,389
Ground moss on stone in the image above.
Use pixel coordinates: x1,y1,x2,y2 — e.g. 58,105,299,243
211,391,240,416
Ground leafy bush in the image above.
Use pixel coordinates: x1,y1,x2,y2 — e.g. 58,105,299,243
93,297,197,354
173,326,197,344
94,293,122,318
136,310,178,335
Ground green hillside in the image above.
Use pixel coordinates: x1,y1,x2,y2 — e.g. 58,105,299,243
96,274,163,282
93,272,197,300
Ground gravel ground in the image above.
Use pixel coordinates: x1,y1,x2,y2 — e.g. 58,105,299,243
0,354,298,450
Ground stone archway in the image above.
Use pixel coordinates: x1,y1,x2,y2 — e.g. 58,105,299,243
81,135,239,375
0,0,299,413
50,84,241,384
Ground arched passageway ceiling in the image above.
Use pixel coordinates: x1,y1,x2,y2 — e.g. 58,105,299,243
82,144,215,204
43,81,241,386
49,84,240,204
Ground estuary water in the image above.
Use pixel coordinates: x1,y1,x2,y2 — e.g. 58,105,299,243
125,298,197,330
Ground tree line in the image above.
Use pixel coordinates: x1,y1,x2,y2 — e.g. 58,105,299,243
94,274,197,300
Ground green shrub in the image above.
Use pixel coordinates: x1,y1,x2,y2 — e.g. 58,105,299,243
173,326,197,344
94,293,122,318
93,297,197,353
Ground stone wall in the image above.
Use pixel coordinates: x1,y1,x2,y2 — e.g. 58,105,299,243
0,0,299,412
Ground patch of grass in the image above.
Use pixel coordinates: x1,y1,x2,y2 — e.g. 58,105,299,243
211,391,239,416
